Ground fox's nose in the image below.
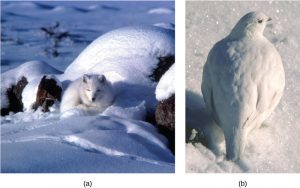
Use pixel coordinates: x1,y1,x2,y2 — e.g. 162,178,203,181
92,97,95,102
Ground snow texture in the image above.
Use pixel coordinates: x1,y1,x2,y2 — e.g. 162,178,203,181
186,1,300,173
153,22,175,30
1,1,174,173
1,115,174,173
1,1,174,73
148,8,174,15
62,26,175,82
156,64,175,101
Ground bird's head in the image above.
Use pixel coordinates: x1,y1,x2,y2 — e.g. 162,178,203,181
229,11,271,39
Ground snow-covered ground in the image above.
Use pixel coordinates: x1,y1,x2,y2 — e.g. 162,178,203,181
186,1,300,173
1,1,174,73
1,1,174,173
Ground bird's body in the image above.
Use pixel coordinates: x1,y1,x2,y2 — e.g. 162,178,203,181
202,12,285,161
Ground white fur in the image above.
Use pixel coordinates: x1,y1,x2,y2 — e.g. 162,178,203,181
60,74,115,114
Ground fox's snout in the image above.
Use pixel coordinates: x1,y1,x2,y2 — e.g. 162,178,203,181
89,92,97,102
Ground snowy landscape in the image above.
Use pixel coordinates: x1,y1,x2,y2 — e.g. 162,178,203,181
1,1,175,173
186,1,300,173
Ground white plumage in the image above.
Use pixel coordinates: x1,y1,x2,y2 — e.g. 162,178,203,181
201,11,285,161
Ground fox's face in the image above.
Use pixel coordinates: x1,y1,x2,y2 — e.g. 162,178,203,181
82,74,107,102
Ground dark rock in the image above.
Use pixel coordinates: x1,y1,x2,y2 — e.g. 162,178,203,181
155,94,175,154
32,76,62,112
1,76,28,116
150,56,175,82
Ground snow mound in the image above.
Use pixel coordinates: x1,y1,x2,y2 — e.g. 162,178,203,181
103,100,146,121
63,26,175,82
2,2,42,10
156,64,175,101
1,61,61,109
1,60,61,88
51,6,68,12
148,8,173,15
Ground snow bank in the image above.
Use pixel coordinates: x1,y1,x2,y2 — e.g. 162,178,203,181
63,26,175,82
103,101,146,121
156,64,175,101
1,60,61,89
186,1,300,172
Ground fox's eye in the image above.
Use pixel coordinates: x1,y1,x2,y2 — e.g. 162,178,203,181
97,89,102,92
258,19,263,23
86,89,91,91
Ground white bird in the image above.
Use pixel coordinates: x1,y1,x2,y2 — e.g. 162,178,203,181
201,11,285,161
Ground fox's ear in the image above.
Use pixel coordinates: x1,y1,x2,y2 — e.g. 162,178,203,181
98,75,106,83
83,74,89,83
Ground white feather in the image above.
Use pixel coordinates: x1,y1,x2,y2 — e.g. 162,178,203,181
202,11,285,161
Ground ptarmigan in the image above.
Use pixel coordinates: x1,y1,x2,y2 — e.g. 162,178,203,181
201,11,285,161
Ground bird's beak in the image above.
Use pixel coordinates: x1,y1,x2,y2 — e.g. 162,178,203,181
267,17,272,22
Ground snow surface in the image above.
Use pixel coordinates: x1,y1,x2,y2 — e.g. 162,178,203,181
153,22,175,30
156,64,175,101
1,115,174,173
186,1,300,173
62,26,175,81
1,1,174,73
148,8,174,15
1,1,174,173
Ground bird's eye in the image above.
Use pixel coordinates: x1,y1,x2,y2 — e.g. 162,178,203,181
258,19,263,23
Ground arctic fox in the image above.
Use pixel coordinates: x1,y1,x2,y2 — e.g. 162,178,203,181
60,74,115,114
